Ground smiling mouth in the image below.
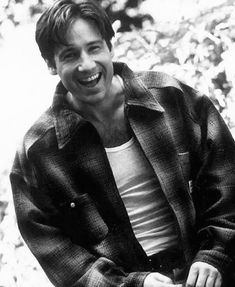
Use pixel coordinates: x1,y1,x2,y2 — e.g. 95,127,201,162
78,72,102,87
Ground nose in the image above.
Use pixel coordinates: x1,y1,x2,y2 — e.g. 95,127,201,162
77,51,96,72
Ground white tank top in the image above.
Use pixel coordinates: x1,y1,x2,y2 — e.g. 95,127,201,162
105,137,178,256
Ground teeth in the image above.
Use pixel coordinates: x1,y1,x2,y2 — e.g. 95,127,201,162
81,73,99,83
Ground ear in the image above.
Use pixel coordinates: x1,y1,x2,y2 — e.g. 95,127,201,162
45,60,57,75
110,47,114,59
109,43,114,58
110,45,114,58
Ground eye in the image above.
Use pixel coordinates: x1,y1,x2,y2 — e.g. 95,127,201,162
89,45,101,53
63,51,77,61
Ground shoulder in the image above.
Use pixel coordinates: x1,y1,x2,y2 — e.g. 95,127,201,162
23,107,55,153
135,70,207,120
11,108,55,175
135,70,182,90
135,69,198,98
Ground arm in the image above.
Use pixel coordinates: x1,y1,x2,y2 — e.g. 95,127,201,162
10,171,148,287
190,95,235,283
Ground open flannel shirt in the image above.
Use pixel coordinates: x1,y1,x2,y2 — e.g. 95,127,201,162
10,62,235,286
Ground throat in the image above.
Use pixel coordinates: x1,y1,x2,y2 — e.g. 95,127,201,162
83,74,130,147
92,115,132,148
102,124,132,148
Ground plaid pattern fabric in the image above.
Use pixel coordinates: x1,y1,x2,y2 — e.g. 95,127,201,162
10,62,235,286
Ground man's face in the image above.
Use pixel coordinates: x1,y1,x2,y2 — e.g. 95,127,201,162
52,18,114,106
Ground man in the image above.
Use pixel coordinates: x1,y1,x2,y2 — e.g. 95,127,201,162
10,0,235,286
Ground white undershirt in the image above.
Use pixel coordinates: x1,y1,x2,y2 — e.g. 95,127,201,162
105,137,178,256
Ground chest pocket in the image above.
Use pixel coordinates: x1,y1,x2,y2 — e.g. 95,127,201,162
59,193,109,245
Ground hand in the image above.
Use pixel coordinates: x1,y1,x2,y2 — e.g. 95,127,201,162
144,272,183,287
186,262,222,287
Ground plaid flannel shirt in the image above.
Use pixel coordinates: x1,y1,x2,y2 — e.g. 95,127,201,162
10,62,235,286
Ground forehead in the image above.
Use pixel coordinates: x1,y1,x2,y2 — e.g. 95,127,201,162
65,18,103,44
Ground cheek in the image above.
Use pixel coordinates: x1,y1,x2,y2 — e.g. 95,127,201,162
58,67,73,81
107,63,114,80
103,57,113,73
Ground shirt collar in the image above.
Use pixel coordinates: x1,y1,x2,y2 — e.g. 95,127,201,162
52,62,183,149
114,62,183,111
51,82,86,149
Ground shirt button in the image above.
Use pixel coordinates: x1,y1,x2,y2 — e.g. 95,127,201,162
70,202,76,208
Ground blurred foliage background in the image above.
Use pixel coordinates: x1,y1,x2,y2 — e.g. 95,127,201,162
0,0,235,286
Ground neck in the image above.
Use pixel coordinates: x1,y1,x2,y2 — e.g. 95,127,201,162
66,74,124,123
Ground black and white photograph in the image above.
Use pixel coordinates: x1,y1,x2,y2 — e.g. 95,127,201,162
0,0,235,286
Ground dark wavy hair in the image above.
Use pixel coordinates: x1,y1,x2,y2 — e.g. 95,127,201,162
35,0,115,66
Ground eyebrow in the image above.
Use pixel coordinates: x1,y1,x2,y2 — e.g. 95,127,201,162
87,40,104,46
57,39,104,60
56,46,77,60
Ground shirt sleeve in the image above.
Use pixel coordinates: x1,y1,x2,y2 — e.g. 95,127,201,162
10,170,149,287
191,94,235,278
